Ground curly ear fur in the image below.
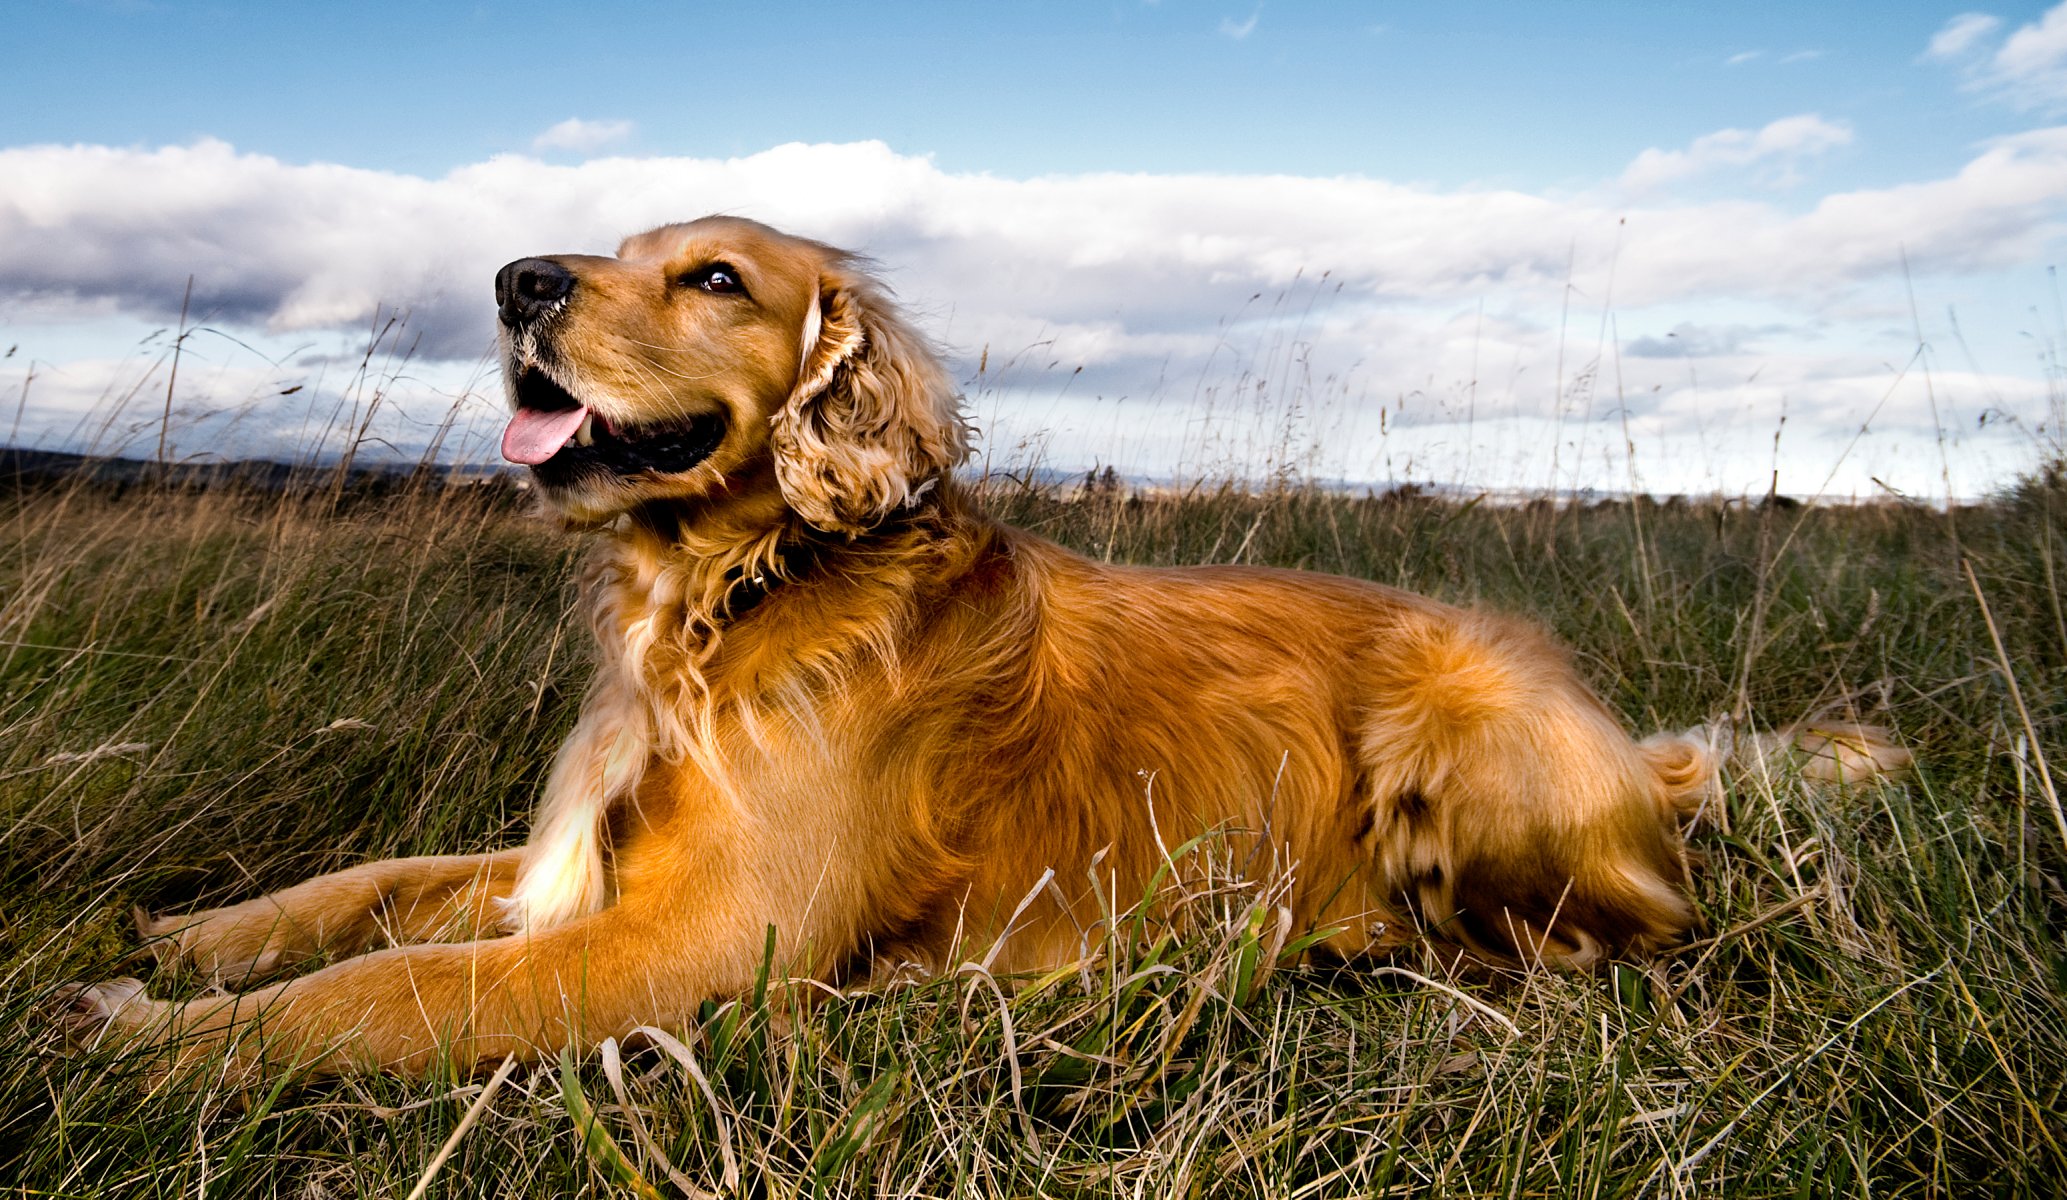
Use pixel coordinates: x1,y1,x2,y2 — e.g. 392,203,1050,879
771,264,969,535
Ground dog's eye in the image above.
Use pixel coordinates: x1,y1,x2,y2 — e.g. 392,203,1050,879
682,264,746,296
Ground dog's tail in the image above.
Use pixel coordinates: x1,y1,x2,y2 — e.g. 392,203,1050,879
1691,720,1913,790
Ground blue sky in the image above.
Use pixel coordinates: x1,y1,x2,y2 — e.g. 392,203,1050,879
0,2,2015,184
4,1,2066,497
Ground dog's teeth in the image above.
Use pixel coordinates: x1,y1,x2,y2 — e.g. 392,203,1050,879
575,411,595,447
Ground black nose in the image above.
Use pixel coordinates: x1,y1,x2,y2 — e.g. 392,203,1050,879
495,257,575,327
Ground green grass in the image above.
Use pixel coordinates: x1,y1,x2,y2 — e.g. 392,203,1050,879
1,467,2063,1197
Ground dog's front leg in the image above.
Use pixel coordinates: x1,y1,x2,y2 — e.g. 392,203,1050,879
135,850,524,985
65,892,765,1079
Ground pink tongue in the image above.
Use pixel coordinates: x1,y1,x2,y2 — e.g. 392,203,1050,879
501,405,589,465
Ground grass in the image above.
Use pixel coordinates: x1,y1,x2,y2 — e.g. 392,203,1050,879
0,464,2064,1197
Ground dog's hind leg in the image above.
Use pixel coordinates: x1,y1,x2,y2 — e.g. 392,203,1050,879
135,850,523,986
1354,612,1707,967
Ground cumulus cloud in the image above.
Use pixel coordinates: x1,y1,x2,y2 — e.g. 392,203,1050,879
3,134,2060,352
531,117,634,155
1620,113,1853,190
1928,4,2067,110
0,135,2061,494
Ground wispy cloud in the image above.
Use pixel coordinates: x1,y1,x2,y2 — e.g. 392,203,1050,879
1726,48,1822,67
1218,9,1258,39
1622,322,1786,359
531,117,634,155
1993,4,2067,105
1926,4,2067,111
1926,12,2003,61
1620,113,1852,190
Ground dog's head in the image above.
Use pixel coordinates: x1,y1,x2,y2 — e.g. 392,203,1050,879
495,216,967,530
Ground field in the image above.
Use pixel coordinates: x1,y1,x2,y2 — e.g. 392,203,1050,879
1,465,2064,1197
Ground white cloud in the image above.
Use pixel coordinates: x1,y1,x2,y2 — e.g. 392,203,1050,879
1993,4,2067,104
1926,12,2002,60
1726,50,1763,66
1620,113,1853,190
0,135,2061,495
531,117,634,155
2,134,2057,351
1218,10,1258,39
1927,4,2067,110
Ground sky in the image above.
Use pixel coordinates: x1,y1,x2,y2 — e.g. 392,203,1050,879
3,1,2066,499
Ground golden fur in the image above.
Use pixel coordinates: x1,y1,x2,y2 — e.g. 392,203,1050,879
62,217,1908,1078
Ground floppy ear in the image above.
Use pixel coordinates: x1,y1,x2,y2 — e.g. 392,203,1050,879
771,264,969,535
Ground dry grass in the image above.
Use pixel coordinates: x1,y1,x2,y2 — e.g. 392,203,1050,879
1,465,2063,1197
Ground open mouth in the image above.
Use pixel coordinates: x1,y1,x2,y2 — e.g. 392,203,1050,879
500,368,727,481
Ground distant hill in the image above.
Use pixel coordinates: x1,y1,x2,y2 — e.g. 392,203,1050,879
0,448,510,494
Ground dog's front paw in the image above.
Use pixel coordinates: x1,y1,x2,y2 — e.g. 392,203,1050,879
53,977,164,1051
52,980,271,1089
133,904,289,985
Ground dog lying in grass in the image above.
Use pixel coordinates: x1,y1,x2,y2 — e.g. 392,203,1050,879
61,217,1909,1079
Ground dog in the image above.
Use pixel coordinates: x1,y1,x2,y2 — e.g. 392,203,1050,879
60,216,1908,1078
